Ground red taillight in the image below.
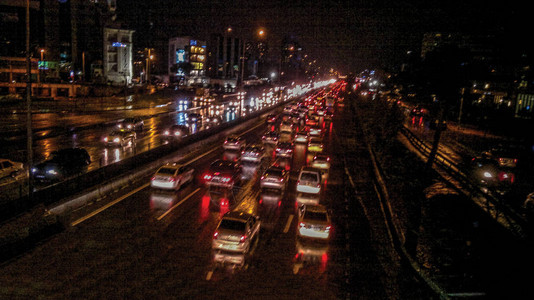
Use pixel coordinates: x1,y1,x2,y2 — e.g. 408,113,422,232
240,235,247,243
261,176,265,180
276,148,281,152
213,232,219,239
221,176,231,183
325,225,331,232
151,176,156,181
169,177,176,182
279,178,284,182
299,222,305,227
203,174,212,180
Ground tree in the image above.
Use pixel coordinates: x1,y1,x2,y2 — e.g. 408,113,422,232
419,45,468,172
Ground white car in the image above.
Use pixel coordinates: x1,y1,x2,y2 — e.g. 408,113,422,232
310,154,330,171
260,166,289,190
151,163,194,190
0,158,24,179
213,211,261,253
296,167,322,194
241,145,265,163
297,204,331,240
223,135,245,151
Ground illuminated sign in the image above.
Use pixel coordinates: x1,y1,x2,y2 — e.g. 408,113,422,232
190,40,197,46
112,42,127,48
176,49,185,63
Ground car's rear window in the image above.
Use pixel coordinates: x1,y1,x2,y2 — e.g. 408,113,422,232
300,172,318,182
211,161,236,172
219,219,246,231
157,167,176,175
265,169,283,177
227,137,238,143
304,211,327,222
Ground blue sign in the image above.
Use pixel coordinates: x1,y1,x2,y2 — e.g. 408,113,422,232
190,40,197,46
112,42,127,48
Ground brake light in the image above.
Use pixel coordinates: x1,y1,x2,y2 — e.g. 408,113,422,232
151,176,156,181
221,176,231,183
203,174,212,180
213,232,219,239
169,177,176,182
239,235,247,243
299,222,305,227
261,176,265,180
279,178,284,182
325,225,331,232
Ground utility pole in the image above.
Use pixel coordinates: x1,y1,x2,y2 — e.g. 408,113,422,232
25,0,34,201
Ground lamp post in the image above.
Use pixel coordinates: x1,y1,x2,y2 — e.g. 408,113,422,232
25,0,34,202
145,48,152,85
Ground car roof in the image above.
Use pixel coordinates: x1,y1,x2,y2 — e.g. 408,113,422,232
222,211,255,221
301,166,321,173
162,162,183,169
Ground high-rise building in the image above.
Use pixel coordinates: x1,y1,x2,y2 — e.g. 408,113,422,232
103,26,134,85
168,37,207,86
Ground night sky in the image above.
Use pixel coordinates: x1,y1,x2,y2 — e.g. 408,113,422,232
116,0,529,74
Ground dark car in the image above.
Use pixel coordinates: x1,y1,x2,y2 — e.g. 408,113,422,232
203,159,242,188
186,113,203,124
162,125,190,138
31,148,91,182
117,117,144,131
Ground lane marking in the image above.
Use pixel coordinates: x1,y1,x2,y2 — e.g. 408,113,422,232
71,118,265,227
283,214,294,233
157,187,201,221
71,183,150,227
206,270,213,281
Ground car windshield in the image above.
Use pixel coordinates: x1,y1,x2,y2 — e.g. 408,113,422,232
157,167,176,175
219,219,246,232
300,172,318,181
227,137,239,143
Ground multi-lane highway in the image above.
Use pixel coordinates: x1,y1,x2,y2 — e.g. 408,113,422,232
0,83,429,298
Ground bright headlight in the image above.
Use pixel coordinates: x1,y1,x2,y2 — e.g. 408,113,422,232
47,169,58,175
483,171,493,178
114,137,120,143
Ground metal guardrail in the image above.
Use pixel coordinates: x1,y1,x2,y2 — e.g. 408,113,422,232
0,95,296,224
399,126,528,238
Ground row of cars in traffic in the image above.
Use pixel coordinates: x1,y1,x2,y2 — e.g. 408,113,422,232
148,83,344,266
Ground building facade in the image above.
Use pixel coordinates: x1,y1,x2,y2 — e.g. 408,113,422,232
168,37,207,86
103,27,134,85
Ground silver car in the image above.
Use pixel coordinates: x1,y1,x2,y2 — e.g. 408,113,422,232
241,145,265,163
213,211,261,253
151,163,194,190
260,166,289,190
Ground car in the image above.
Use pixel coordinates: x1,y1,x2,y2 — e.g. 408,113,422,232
260,166,289,190
241,145,265,163
297,204,331,240
482,147,519,168
186,113,203,124
31,148,91,182
213,211,261,253
205,116,222,126
204,159,242,188
310,154,330,171
275,142,294,158
308,125,323,137
223,135,245,151
103,129,136,147
117,117,144,131
294,130,310,144
262,131,279,145
0,158,24,179
296,167,322,194
266,114,278,124
307,137,324,153
150,163,194,190
162,125,190,138
294,131,309,144
280,120,294,133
